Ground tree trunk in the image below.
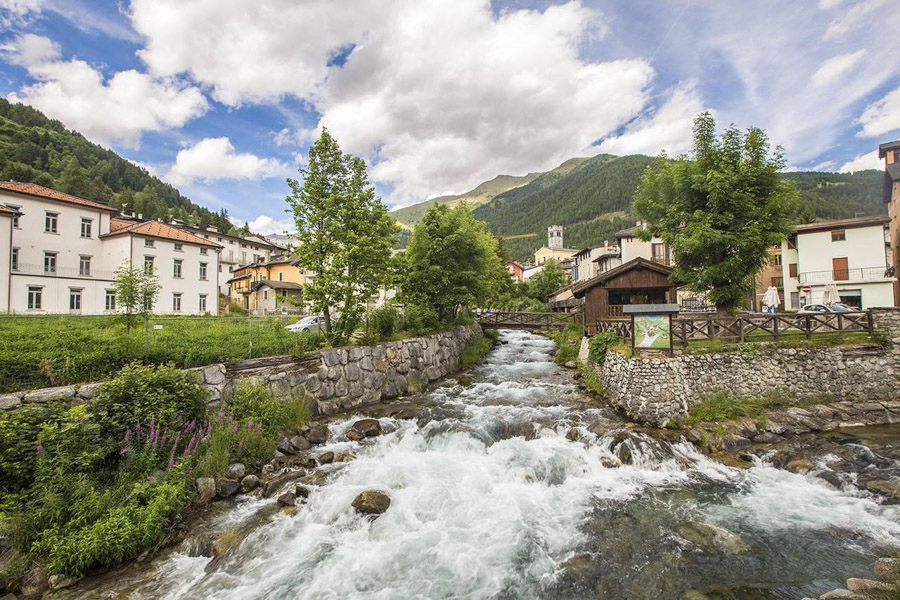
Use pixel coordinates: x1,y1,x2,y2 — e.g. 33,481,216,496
323,306,332,337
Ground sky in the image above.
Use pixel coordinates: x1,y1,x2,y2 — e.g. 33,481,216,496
0,0,898,236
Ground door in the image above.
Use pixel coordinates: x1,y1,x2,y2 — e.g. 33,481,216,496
833,257,849,281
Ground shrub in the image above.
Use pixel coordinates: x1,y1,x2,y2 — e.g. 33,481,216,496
588,332,618,364
226,381,311,432
483,328,499,343
403,304,440,336
89,364,207,444
460,335,493,369
554,343,577,365
370,306,399,339
0,403,65,494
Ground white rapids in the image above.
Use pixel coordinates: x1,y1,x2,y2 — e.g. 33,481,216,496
95,330,900,600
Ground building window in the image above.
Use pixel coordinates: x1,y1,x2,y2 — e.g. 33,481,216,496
790,292,799,310
144,256,155,273
200,247,208,255
278,272,283,281
27,286,42,310
788,263,798,278
144,296,153,311
242,252,247,263
831,230,846,242
199,294,207,312
264,290,268,300
44,212,58,233
172,293,182,312
199,262,208,280
217,237,223,242
43,252,57,274
69,289,82,312
105,290,116,311
174,243,183,252
11,248,18,271
79,255,91,276
173,259,183,279
219,264,223,272
771,277,783,288
772,254,782,266
80,218,92,238
145,238,155,248
7,205,21,228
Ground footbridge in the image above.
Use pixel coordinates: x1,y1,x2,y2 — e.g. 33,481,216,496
476,311,574,331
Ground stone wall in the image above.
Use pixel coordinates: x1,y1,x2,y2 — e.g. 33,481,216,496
590,308,900,427
0,325,482,416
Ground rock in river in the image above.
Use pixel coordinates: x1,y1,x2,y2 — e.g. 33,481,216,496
306,424,331,445
351,418,382,438
241,474,260,492
224,462,246,480
352,490,391,517
196,477,216,503
277,492,296,507
676,521,749,555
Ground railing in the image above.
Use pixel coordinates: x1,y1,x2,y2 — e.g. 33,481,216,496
14,263,116,280
798,266,890,284
477,311,573,330
589,311,874,345
608,305,624,317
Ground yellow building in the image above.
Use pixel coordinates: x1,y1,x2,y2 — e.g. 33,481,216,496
534,225,577,265
227,256,314,314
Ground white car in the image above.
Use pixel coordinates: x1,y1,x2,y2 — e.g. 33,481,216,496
286,315,326,333
797,303,856,314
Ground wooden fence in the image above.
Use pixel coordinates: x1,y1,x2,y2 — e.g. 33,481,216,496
592,311,874,346
477,311,573,330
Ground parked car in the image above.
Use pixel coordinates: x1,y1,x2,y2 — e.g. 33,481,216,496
286,315,326,333
797,303,856,314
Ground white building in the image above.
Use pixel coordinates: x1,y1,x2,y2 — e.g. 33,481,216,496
781,216,894,310
615,222,669,265
571,243,621,282
0,182,221,315
171,223,285,295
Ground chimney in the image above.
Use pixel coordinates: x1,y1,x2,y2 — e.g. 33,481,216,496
208,225,218,233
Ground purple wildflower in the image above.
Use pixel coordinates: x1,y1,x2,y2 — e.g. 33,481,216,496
147,475,156,482
232,425,238,434
135,421,141,436
183,436,196,455
228,415,233,423
123,429,132,443
121,447,129,455
247,421,253,430
217,410,225,420
160,433,167,448
36,444,44,454
256,423,263,433
168,458,175,469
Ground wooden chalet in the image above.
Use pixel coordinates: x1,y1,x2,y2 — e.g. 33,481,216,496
572,258,678,330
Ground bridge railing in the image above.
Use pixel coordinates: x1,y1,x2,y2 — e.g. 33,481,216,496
477,311,573,330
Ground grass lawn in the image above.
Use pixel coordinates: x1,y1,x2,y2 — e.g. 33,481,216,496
0,315,322,393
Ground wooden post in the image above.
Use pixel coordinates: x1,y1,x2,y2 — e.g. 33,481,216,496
805,314,811,340
681,319,687,348
773,315,779,341
739,316,745,343
868,309,875,335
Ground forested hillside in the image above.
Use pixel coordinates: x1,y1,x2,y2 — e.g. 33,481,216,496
783,170,884,222
0,99,232,230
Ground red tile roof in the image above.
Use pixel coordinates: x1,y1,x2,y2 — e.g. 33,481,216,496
109,219,134,232
104,220,222,248
795,215,889,233
0,181,115,212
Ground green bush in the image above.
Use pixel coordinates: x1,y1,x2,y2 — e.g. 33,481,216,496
89,363,207,443
483,328,499,343
0,403,65,494
460,335,493,369
403,304,440,336
683,389,792,425
370,306,399,339
225,381,311,432
554,343,578,365
588,331,618,364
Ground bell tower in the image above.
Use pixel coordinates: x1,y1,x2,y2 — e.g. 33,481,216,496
548,225,564,249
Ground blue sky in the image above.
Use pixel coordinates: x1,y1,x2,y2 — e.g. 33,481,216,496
0,0,898,235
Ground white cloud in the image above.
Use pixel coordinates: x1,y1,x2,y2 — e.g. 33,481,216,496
858,85,900,138
165,137,288,185
3,34,208,147
597,81,704,157
838,149,882,172
274,127,318,147
811,49,866,87
130,0,655,207
232,214,296,237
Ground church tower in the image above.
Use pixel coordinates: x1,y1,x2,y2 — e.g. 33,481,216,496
548,225,564,249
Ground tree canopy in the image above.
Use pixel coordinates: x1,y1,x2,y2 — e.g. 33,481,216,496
634,112,799,312
286,129,398,344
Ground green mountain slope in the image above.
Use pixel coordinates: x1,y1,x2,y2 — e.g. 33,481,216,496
390,157,589,229
469,154,885,262
0,99,232,231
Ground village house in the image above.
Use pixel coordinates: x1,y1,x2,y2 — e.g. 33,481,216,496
615,222,670,265
880,140,900,304
780,216,894,310
227,255,312,314
571,242,621,282
533,225,578,266
753,244,785,311
0,182,221,315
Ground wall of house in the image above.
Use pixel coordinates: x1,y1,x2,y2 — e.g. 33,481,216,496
131,235,220,315
618,235,665,263
534,247,576,265
590,307,900,427
0,214,12,312
0,325,482,417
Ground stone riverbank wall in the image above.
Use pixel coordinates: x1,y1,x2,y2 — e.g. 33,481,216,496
0,325,482,416
589,308,900,427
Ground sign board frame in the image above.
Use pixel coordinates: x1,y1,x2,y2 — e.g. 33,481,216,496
623,304,679,356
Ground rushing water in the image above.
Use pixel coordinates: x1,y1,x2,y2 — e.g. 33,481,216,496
58,331,900,599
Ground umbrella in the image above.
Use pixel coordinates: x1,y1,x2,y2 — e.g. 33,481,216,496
762,287,780,312
823,283,840,306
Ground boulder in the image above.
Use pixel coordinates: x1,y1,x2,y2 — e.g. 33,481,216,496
306,424,331,445
19,562,49,597
48,574,78,590
216,479,240,498
565,427,580,442
346,429,365,442
295,485,310,499
0,394,21,410
875,557,900,582
262,469,308,497
196,477,216,503
277,492,296,507
76,382,103,400
600,456,622,469
24,386,76,404
676,521,749,555
352,490,391,517
846,578,893,594
752,432,782,444
786,459,816,474
290,435,312,452
563,361,577,369
867,478,900,499
820,591,866,600
318,451,335,464
351,418,382,438
722,434,752,452
241,474,260,492
277,437,297,455
224,462,246,480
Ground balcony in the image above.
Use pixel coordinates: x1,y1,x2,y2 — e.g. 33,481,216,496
797,266,891,285
14,263,116,280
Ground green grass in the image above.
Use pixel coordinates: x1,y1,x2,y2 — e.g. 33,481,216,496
0,315,325,393
548,322,583,365
681,389,837,426
460,335,493,369
578,363,605,395
683,331,873,354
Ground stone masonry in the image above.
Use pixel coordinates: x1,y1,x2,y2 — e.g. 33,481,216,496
0,325,482,416
589,308,900,427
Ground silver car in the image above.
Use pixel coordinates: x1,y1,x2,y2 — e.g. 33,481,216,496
797,303,856,314
286,315,326,333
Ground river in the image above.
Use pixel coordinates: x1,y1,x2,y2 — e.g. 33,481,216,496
55,330,900,599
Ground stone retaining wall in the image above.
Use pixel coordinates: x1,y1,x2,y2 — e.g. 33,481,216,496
590,308,900,427
0,325,482,416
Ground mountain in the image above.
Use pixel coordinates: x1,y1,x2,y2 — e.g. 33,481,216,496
463,154,885,262
390,157,588,229
0,99,232,231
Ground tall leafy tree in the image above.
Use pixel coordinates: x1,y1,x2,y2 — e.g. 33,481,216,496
286,129,398,344
524,259,569,303
403,203,506,321
634,112,798,313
